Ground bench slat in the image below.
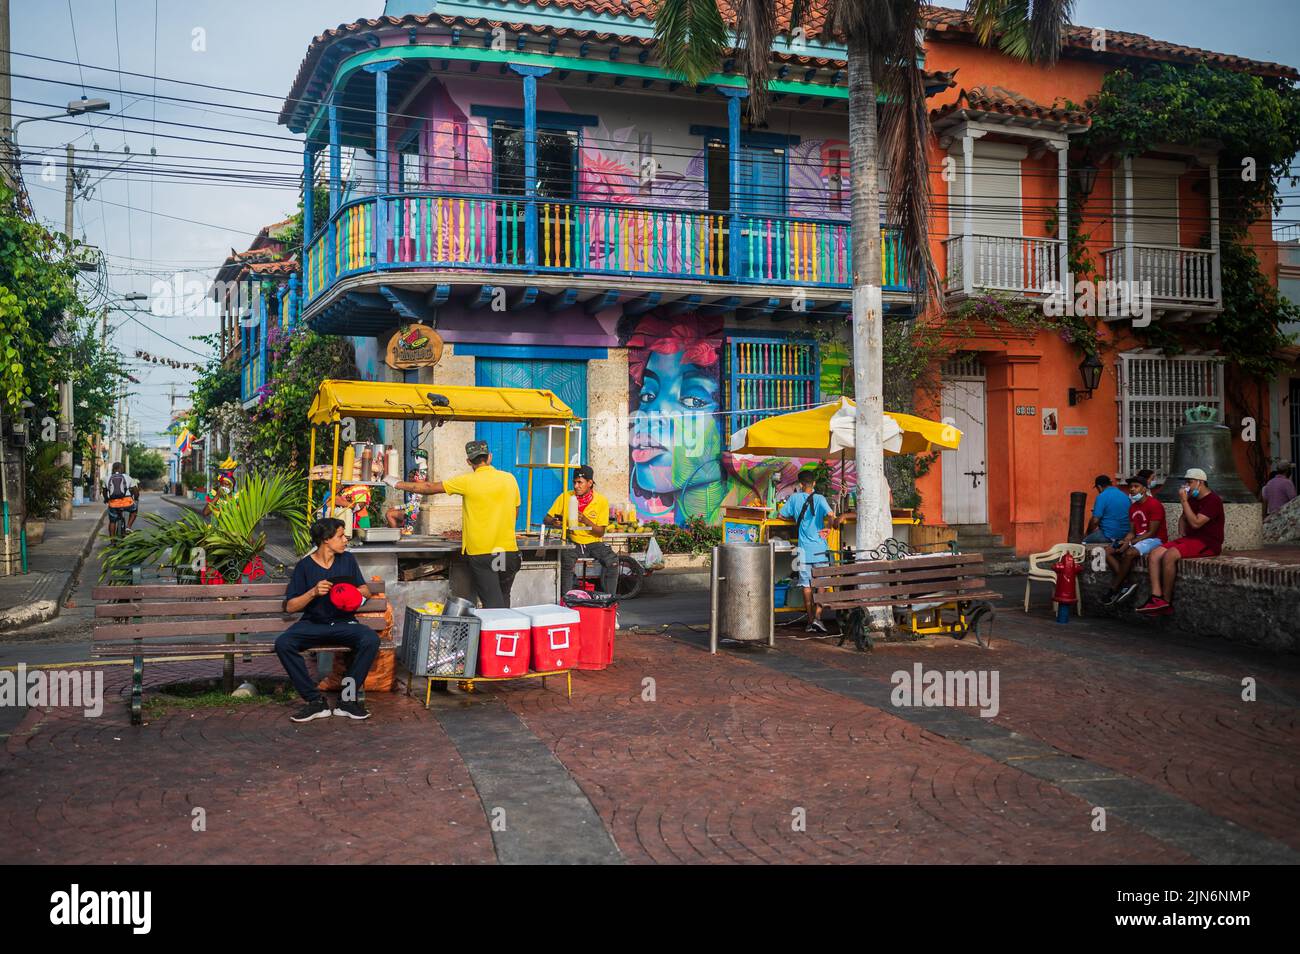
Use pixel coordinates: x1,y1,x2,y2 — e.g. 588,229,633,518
811,566,991,588
92,583,289,600
92,643,357,657
812,553,983,577
814,577,993,602
815,589,1002,609
93,614,388,640
93,598,388,619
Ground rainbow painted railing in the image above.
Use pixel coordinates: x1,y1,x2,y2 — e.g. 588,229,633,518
303,192,910,303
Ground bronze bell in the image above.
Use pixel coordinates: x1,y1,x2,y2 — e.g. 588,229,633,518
1155,406,1255,503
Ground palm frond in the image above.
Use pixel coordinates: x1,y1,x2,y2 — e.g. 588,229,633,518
733,0,778,120
967,0,1074,65
654,0,730,85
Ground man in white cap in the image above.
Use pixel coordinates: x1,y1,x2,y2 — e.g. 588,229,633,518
1137,467,1224,616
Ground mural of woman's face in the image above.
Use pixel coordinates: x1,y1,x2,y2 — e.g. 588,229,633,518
631,350,721,501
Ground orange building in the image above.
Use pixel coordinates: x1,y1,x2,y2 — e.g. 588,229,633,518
911,11,1295,555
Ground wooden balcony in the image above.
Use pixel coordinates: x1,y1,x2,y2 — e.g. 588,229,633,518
302,191,910,310
943,233,1064,298
1101,244,1219,307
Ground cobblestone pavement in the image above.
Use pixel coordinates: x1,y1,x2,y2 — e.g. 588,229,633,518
0,594,1296,864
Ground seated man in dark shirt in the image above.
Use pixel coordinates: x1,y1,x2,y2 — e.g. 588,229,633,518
275,517,379,722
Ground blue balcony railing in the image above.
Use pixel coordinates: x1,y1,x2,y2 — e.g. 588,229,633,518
303,191,910,304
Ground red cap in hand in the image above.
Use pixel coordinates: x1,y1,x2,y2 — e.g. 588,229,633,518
329,582,364,613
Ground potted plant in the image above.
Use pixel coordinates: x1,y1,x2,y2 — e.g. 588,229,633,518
103,471,308,583
23,442,70,545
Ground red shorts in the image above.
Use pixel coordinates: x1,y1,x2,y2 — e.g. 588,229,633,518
1164,537,1217,559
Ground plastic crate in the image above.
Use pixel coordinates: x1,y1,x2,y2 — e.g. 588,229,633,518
401,608,481,678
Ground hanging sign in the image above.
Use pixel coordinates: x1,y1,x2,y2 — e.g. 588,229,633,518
385,324,444,370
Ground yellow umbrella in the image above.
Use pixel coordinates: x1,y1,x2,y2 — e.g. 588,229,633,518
728,397,961,458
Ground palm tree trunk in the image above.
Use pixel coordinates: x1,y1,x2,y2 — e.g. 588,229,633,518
846,33,889,563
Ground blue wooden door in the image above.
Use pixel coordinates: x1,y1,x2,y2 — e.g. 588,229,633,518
475,358,588,529
736,145,786,276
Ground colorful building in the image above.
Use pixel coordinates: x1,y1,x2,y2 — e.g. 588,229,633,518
277,1,1296,553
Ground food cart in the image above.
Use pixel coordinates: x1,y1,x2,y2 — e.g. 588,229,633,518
727,398,962,616
305,379,581,643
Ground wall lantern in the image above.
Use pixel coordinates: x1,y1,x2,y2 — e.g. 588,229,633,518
1069,353,1104,406
1072,161,1100,198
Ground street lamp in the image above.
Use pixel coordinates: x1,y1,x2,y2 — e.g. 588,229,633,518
1068,353,1105,406
7,97,112,151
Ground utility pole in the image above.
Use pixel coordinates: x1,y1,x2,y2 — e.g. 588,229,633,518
0,0,13,188
55,143,76,518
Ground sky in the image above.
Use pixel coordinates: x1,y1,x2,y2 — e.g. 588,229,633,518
9,0,1300,445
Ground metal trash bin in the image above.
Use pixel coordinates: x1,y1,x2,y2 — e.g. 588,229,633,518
709,543,775,653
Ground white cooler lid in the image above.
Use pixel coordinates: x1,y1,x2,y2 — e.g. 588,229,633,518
471,607,531,630
514,603,581,626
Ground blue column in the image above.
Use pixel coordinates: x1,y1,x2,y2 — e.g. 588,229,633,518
364,61,400,268
510,64,553,269
287,273,300,330
719,87,749,281
302,145,315,251
258,285,268,392
327,99,340,285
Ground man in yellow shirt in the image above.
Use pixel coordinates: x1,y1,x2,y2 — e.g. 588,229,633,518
544,465,619,596
388,440,522,608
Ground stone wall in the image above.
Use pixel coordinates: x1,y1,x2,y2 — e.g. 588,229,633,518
1081,552,1300,653
419,347,476,534
586,348,630,509
1161,501,1263,551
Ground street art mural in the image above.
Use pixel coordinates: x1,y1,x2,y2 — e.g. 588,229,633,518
628,315,727,524
627,314,859,525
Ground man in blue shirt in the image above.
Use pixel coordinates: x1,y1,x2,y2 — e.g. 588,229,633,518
275,517,379,723
1083,474,1132,545
780,465,839,634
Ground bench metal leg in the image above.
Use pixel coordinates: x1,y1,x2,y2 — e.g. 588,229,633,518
131,655,144,725
222,633,235,694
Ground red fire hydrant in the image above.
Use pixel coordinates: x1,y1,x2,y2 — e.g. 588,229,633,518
1052,551,1080,622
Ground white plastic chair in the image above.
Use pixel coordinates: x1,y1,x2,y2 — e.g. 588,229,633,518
1024,543,1085,616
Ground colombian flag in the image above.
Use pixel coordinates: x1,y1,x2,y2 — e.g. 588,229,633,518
175,429,193,456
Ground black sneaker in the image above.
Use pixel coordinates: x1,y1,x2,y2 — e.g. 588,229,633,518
1115,582,1141,604
1099,589,1120,606
290,698,332,722
808,619,829,634
333,700,371,720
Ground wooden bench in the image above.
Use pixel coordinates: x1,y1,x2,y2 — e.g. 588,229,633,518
91,582,388,725
812,552,1000,651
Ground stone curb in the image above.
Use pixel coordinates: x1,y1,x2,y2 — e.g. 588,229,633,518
0,508,104,631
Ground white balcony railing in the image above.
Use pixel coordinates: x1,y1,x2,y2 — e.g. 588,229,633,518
1102,245,1218,304
944,233,1063,296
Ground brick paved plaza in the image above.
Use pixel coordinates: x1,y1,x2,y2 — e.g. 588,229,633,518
3,593,1296,865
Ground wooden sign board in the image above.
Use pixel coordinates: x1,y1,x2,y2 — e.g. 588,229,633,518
385,324,444,370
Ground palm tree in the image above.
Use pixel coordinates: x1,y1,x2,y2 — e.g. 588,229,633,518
656,0,1073,579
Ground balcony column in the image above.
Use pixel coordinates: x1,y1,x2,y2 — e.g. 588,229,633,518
1123,155,1135,285
327,98,340,285
961,132,978,297
510,64,554,268
1209,158,1222,303
1051,141,1069,286
287,273,300,330
719,87,749,280
364,61,400,268
302,145,316,255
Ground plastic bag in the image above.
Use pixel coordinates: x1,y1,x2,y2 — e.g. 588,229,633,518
644,534,665,569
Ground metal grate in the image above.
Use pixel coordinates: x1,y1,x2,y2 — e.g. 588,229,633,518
1117,353,1224,479
942,352,985,379
726,337,820,439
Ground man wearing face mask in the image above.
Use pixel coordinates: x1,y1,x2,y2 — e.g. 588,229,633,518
1137,467,1224,615
1100,474,1167,606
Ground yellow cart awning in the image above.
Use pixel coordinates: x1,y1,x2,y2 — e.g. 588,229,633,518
728,398,961,458
307,380,576,425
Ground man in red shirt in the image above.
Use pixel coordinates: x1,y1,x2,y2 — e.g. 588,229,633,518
1101,474,1167,606
1137,467,1225,615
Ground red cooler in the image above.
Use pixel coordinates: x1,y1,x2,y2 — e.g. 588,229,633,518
516,604,581,671
574,603,616,670
471,608,531,677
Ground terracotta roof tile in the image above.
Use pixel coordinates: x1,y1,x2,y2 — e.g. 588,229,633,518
930,84,1090,127
280,2,1295,128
